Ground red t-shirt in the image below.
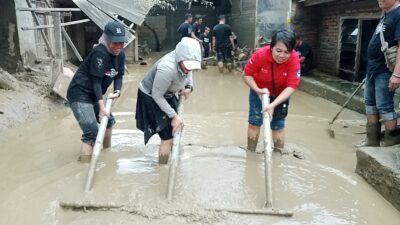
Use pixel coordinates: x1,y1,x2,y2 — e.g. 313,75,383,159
244,45,301,96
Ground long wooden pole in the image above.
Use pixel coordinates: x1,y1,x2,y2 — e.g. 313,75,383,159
21,19,90,30
84,97,113,192
166,96,184,201
261,88,273,208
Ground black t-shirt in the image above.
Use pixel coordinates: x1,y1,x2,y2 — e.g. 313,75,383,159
295,42,313,67
191,23,202,39
67,44,125,103
200,33,210,50
367,7,400,75
177,22,192,39
212,23,232,48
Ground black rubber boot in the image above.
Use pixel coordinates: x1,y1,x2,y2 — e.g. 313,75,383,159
380,128,400,147
365,122,381,146
103,135,111,149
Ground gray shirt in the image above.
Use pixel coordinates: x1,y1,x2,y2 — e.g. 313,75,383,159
139,51,193,118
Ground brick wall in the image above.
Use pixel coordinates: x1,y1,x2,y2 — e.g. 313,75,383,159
293,0,381,75
0,0,20,72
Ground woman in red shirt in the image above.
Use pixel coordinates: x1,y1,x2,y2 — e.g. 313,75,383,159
243,30,300,153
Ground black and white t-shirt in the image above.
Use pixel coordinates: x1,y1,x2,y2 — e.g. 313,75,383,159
67,44,125,103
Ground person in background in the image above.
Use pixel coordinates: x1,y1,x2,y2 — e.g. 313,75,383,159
67,21,127,163
177,13,193,40
201,26,211,58
243,30,300,153
135,37,202,164
212,15,235,72
191,14,204,43
362,0,400,147
295,34,313,76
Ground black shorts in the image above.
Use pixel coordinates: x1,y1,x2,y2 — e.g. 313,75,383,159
135,89,178,144
216,47,232,63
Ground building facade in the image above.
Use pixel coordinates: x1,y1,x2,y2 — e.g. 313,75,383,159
292,0,381,82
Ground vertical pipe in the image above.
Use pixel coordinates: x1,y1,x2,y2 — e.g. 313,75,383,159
84,97,113,192
261,88,273,208
166,97,184,201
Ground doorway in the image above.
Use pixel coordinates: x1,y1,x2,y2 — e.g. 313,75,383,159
338,18,379,82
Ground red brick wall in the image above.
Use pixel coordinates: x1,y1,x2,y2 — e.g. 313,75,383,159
293,0,381,75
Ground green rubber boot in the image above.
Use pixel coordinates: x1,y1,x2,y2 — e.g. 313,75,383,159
365,122,381,147
380,128,400,147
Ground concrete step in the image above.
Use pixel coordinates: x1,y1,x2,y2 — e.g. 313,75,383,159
356,146,400,211
299,71,400,115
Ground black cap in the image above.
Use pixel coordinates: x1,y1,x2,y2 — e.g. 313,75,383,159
104,21,128,43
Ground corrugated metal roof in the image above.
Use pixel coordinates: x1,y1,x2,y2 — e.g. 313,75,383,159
72,0,155,45
88,0,154,25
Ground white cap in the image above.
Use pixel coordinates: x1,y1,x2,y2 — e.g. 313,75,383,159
175,37,202,70
182,60,201,70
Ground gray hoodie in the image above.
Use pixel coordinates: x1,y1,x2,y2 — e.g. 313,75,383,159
139,38,201,118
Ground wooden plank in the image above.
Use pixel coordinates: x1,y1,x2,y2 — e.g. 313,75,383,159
17,7,81,12
21,19,90,30
25,0,55,57
62,28,83,62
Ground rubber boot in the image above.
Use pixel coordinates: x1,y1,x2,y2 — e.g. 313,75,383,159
159,154,170,164
273,141,290,155
365,122,381,146
380,128,400,147
103,135,111,149
247,135,259,152
78,142,93,163
226,62,233,72
218,62,224,73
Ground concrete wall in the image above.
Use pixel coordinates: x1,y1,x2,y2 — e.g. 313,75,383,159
256,0,291,44
291,0,319,65
138,15,168,52
14,0,38,68
0,0,20,72
230,0,256,48
293,0,380,75
138,5,227,52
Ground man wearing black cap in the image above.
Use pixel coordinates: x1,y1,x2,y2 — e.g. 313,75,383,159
67,21,127,163
177,13,193,40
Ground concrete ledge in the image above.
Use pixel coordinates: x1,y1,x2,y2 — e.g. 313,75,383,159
299,72,400,114
299,73,365,114
356,147,400,211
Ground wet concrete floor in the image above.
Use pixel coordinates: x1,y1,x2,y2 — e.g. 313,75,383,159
0,64,400,225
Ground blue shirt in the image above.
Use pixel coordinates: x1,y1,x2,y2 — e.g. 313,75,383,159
367,7,400,75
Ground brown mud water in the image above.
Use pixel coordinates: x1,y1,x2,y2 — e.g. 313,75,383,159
0,65,400,224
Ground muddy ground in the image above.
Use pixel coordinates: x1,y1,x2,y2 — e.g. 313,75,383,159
0,67,62,133
0,62,400,225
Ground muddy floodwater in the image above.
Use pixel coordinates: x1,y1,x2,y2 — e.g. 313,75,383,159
0,63,399,225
